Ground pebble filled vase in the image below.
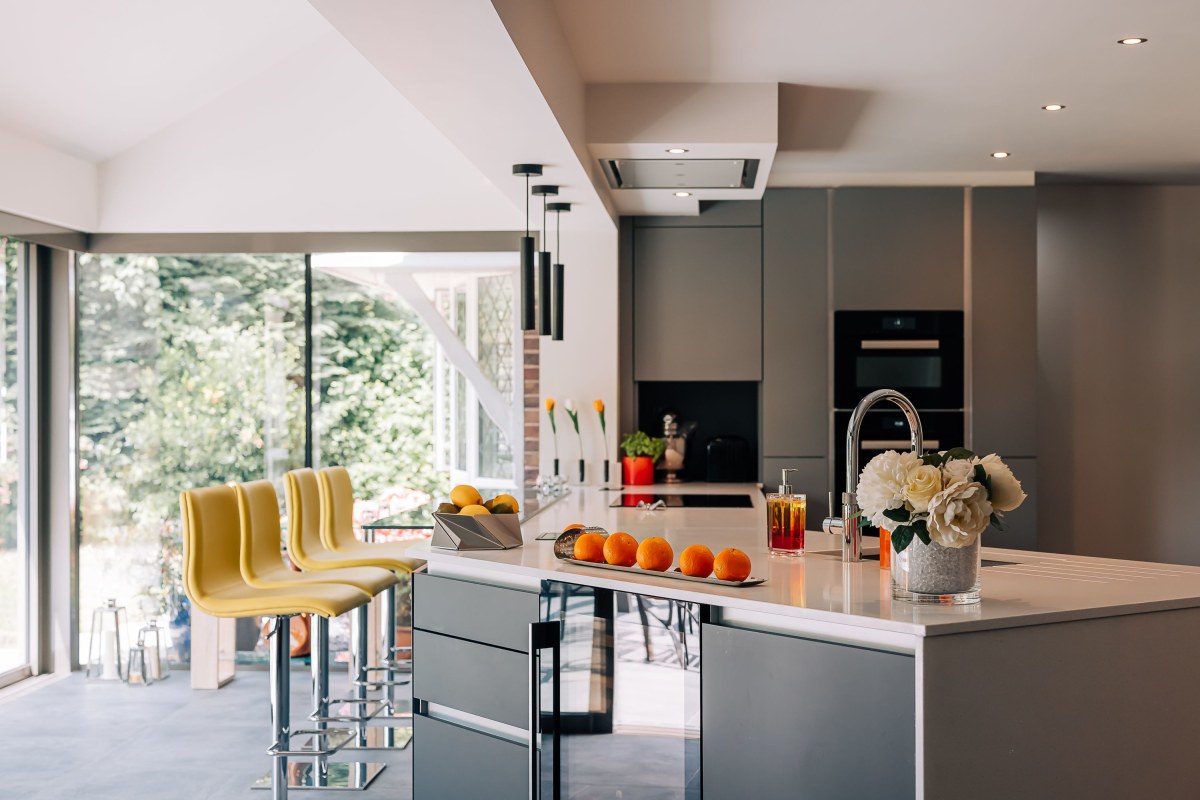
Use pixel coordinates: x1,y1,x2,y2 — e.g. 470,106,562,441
891,537,981,605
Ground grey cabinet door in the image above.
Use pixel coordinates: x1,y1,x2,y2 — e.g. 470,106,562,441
413,714,527,800
971,187,1036,458
702,623,915,800
762,456,828,526
633,225,763,381
414,572,540,652
762,189,829,458
990,456,1036,551
833,188,964,310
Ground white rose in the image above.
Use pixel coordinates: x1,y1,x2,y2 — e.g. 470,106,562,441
941,458,974,486
977,453,1026,512
926,480,993,548
857,450,920,528
903,464,943,513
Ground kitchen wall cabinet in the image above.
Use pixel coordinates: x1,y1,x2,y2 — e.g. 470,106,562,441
971,187,1037,458
702,623,915,799
633,224,762,381
832,188,964,310
762,456,828,527
762,189,828,461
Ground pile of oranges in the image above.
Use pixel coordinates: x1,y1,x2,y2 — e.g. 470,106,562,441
567,525,752,582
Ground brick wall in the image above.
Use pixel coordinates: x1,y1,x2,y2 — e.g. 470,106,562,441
523,331,539,486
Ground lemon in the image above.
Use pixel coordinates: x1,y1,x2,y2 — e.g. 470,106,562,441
450,484,483,508
491,493,520,514
459,504,491,516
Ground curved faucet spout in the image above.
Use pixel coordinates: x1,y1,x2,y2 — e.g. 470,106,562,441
823,389,925,563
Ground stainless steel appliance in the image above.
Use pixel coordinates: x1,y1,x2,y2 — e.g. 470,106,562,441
833,311,965,505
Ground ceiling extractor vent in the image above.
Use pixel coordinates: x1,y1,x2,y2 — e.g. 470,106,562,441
600,158,760,190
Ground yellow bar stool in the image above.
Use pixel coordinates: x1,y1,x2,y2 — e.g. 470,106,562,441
181,485,383,799
235,480,400,753
286,468,420,739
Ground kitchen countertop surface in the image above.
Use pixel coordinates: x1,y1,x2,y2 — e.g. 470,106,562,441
407,483,1200,637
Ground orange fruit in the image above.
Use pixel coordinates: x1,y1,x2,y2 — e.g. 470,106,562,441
636,536,674,572
679,545,715,578
603,532,639,567
573,533,606,563
713,548,752,582
563,523,586,533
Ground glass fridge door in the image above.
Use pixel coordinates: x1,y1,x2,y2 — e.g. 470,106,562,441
540,581,701,799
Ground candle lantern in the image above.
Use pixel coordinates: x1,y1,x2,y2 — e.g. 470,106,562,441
85,598,129,681
139,621,171,683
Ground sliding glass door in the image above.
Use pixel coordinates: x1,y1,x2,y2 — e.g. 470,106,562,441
0,238,25,683
76,253,306,665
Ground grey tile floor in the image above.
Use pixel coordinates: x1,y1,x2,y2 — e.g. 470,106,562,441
0,668,412,800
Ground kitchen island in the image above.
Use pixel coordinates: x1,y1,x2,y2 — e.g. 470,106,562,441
407,484,1200,800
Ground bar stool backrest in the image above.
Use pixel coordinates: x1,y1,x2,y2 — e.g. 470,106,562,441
318,466,357,551
284,468,324,563
235,480,288,583
180,484,243,611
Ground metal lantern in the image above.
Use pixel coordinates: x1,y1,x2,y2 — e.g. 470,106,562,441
142,621,171,683
85,598,129,681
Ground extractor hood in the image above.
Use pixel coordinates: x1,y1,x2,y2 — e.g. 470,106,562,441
600,158,761,190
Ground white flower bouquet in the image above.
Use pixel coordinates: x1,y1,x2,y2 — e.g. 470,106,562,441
857,447,1026,554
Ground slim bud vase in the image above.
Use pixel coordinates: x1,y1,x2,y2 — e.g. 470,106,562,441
578,459,585,483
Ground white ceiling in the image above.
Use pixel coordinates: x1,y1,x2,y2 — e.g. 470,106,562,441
0,0,330,161
552,0,1200,185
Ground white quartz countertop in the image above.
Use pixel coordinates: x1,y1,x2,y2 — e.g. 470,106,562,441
408,483,1200,637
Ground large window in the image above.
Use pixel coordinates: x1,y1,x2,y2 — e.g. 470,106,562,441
77,254,306,665
0,238,23,679
75,250,529,667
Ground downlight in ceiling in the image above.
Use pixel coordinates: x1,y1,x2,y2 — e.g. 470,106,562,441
600,158,760,190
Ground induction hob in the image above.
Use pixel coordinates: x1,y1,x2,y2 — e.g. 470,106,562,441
609,493,754,508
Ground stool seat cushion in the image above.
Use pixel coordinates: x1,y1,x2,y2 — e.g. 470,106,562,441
196,580,370,619
319,540,426,573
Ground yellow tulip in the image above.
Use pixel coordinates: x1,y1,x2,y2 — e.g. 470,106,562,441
544,397,555,412
593,399,605,413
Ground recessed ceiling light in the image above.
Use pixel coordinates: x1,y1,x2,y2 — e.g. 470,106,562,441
991,151,1010,159
1118,37,1148,45
1041,103,1066,111
666,147,689,154
674,191,692,197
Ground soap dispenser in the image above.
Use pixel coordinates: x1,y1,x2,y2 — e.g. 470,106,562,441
766,469,806,556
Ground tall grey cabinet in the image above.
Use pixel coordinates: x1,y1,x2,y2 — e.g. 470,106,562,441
971,187,1037,550
761,189,830,521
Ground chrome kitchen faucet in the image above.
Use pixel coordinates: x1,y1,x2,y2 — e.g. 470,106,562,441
823,389,925,562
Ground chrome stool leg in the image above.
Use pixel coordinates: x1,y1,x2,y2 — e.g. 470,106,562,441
255,614,386,792
308,606,385,724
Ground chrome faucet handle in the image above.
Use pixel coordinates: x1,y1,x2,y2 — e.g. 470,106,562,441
821,491,842,536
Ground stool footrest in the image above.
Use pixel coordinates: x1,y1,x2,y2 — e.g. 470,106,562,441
310,698,387,723
267,727,354,757
354,677,411,688
329,725,414,751
252,761,386,791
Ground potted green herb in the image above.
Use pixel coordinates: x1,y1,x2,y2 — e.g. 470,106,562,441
620,431,665,486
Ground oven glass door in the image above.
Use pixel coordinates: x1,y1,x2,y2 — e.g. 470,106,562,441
834,311,964,409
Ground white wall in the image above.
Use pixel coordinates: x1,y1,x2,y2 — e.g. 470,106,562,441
537,226,619,483
97,33,518,233
0,125,97,230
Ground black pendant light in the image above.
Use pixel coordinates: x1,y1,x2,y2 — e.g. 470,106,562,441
548,201,571,341
531,184,558,336
512,164,542,330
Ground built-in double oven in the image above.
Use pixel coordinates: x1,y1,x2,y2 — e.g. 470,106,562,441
833,310,965,504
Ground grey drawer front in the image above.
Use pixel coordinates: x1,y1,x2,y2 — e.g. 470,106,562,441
414,713,527,800
703,623,915,800
414,571,540,651
413,629,529,729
